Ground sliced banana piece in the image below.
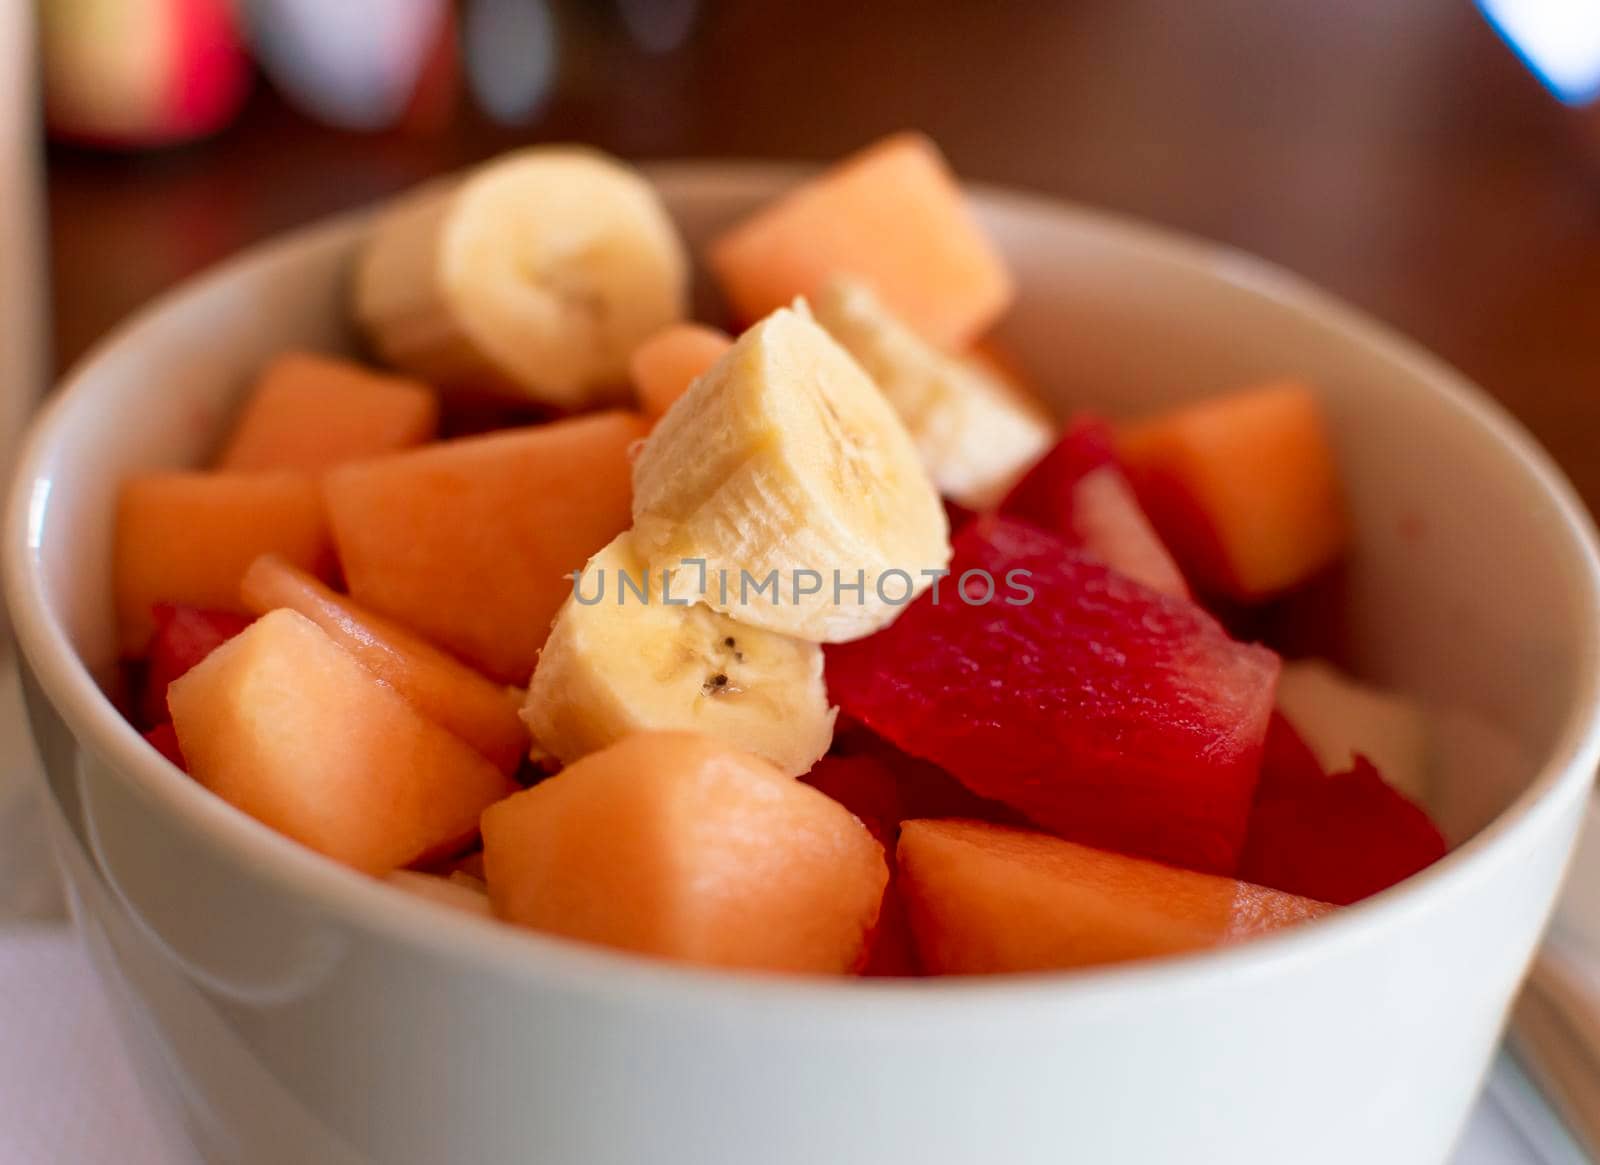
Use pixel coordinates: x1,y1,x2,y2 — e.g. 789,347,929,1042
630,306,951,643
524,534,836,775
354,147,688,409
812,276,1056,508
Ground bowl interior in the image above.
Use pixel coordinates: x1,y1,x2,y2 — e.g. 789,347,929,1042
12,162,1599,869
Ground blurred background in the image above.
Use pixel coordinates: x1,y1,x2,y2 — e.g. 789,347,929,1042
30,0,1600,506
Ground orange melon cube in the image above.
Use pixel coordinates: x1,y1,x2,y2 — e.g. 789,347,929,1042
708,133,1013,348
898,819,1333,974
217,351,439,473
240,555,529,773
114,471,331,655
482,733,888,972
323,411,647,684
168,609,515,875
629,324,733,418
1118,381,1348,600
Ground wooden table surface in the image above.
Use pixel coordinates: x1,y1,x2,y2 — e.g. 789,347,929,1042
46,0,1600,507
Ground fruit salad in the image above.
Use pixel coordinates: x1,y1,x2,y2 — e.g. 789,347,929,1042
113,133,1448,977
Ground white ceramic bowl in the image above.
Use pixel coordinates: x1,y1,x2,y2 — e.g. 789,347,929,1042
7,165,1600,1165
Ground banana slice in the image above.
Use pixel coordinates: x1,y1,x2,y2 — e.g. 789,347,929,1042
630,305,951,643
354,147,688,409
812,276,1056,508
524,534,836,775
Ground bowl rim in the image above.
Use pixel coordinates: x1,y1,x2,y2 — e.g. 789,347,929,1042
8,160,1600,1022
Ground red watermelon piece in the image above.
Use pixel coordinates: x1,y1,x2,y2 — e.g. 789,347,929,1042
943,498,977,535
802,754,906,846
803,750,993,977
1000,417,1188,598
1240,716,1447,905
139,603,254,727
1260,710,1325,791
826,515,1279,875
999,415,1118,517
860,879,922,977
825,724,1026,827
142,722,188,771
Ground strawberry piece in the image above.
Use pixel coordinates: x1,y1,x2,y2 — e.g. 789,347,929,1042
1000,417,1188,597
142,722,188,771
826,515,1279,875
139,603,254,727
1240,719,1447,905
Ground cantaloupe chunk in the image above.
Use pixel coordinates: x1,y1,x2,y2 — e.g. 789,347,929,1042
482,733,888,972
322,411,647,683
707,133,1013,348
114,471,331,655
217,351,440,473
1118,381,1348,601
240,555,529,773
629,324,732,418
168,609,515,875
898,819,1333,974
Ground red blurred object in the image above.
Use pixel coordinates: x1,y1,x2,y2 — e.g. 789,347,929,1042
1241,717,1448,906
138,603,253,727
41,0,250,147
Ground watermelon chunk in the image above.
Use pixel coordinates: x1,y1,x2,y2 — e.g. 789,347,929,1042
861,879,922,977
1260,710,1325,789
943,498,977,536
826,515,1279,874
801,753,925,976
143,722,187,770
139,603,253,727
802,754,906,846
826,724,1026,827
1000,418,1188,598
1240,717,1447,905
999,415,1117,516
